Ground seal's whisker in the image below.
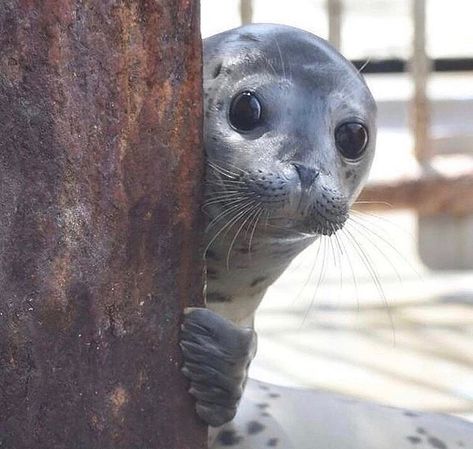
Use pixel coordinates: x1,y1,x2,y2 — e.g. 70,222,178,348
349,212,422,279
204,189,245,198
244,205,262,241
247,207,265,256
264,56,277,77
205,198,256,238
302,236,328,326
351,210,417,240
226,204,261,269
206,198,253,225
203,191,250,204
338,228,360,311
206,179,248,187
203,195,249,208
264,210,271,230
203,191,248,202
209,158,250,177
206,199,254,232
343,226,396,344
357,58,371,75
338,59,370,98
205,200,258,259
274,35,286,79
347,219,403,283
207,160,241,179
293,236,323,306
331,223,344,302
353,200,393,207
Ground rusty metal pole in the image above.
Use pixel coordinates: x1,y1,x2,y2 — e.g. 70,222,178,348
410,0,432,163
0,1,206,449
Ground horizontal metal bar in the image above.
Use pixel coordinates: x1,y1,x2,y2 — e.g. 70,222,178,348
351,57,473,74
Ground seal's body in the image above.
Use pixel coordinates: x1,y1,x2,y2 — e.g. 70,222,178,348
212,378,473,449
181,23,377,428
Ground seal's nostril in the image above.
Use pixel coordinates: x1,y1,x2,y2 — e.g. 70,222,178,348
292,163,319,189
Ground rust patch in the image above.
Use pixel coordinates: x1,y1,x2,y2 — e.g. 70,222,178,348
110,385,129,416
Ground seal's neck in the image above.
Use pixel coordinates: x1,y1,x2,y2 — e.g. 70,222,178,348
205,231,316,325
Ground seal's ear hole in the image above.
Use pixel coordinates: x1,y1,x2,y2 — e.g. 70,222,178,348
212,63,223,79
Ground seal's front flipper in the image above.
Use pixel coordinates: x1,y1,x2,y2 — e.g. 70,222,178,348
181,307,257,427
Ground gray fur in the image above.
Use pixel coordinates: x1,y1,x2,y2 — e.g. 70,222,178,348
181,23,377,428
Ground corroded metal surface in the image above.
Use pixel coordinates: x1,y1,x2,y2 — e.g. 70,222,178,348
0,1,206,448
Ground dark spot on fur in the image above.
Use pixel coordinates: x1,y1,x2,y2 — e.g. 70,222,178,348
213,63,222,78
417,427,427,435
273,249,292,257
259,385,269,391
218,430,242,446
428,437,447,449
207,268,218,276
457,441,465,447
206,249,219,260
257,402,269,409
238,247,250,254
251,277,267,287
407,436,422,445
267,438,279,447
207,292,232,303
247,420,265,435
240,32,261,42
404,411,419,417
261,412,270,417
345,170,354,180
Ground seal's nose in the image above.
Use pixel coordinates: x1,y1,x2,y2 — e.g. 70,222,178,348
292,163,319,190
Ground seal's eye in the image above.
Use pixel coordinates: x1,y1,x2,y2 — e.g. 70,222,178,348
229,91,262,132
335,122,369,160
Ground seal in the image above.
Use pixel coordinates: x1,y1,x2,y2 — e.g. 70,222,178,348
212,378,473,449
180,23,377,429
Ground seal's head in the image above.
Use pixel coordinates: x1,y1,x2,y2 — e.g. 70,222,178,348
203,24,376,237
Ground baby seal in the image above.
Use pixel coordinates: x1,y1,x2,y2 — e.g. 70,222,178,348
181,23,377,428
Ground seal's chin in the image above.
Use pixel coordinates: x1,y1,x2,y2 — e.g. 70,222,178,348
266,211,348,237
292,195,349,236
282,211,346,236
302,216,347,236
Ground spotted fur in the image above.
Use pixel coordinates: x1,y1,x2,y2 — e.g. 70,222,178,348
212,379,473,449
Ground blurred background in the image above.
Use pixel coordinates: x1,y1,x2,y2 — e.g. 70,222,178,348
201,0,473,422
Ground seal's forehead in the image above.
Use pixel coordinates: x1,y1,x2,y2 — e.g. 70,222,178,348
205,23,351,72
204,24,375,110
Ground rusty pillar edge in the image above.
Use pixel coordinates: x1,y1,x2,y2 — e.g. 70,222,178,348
0,1,206,448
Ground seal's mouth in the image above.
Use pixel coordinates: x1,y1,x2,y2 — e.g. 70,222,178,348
204,160,350,238
301,214,348,236
295,188,349,236
267,208,348,237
